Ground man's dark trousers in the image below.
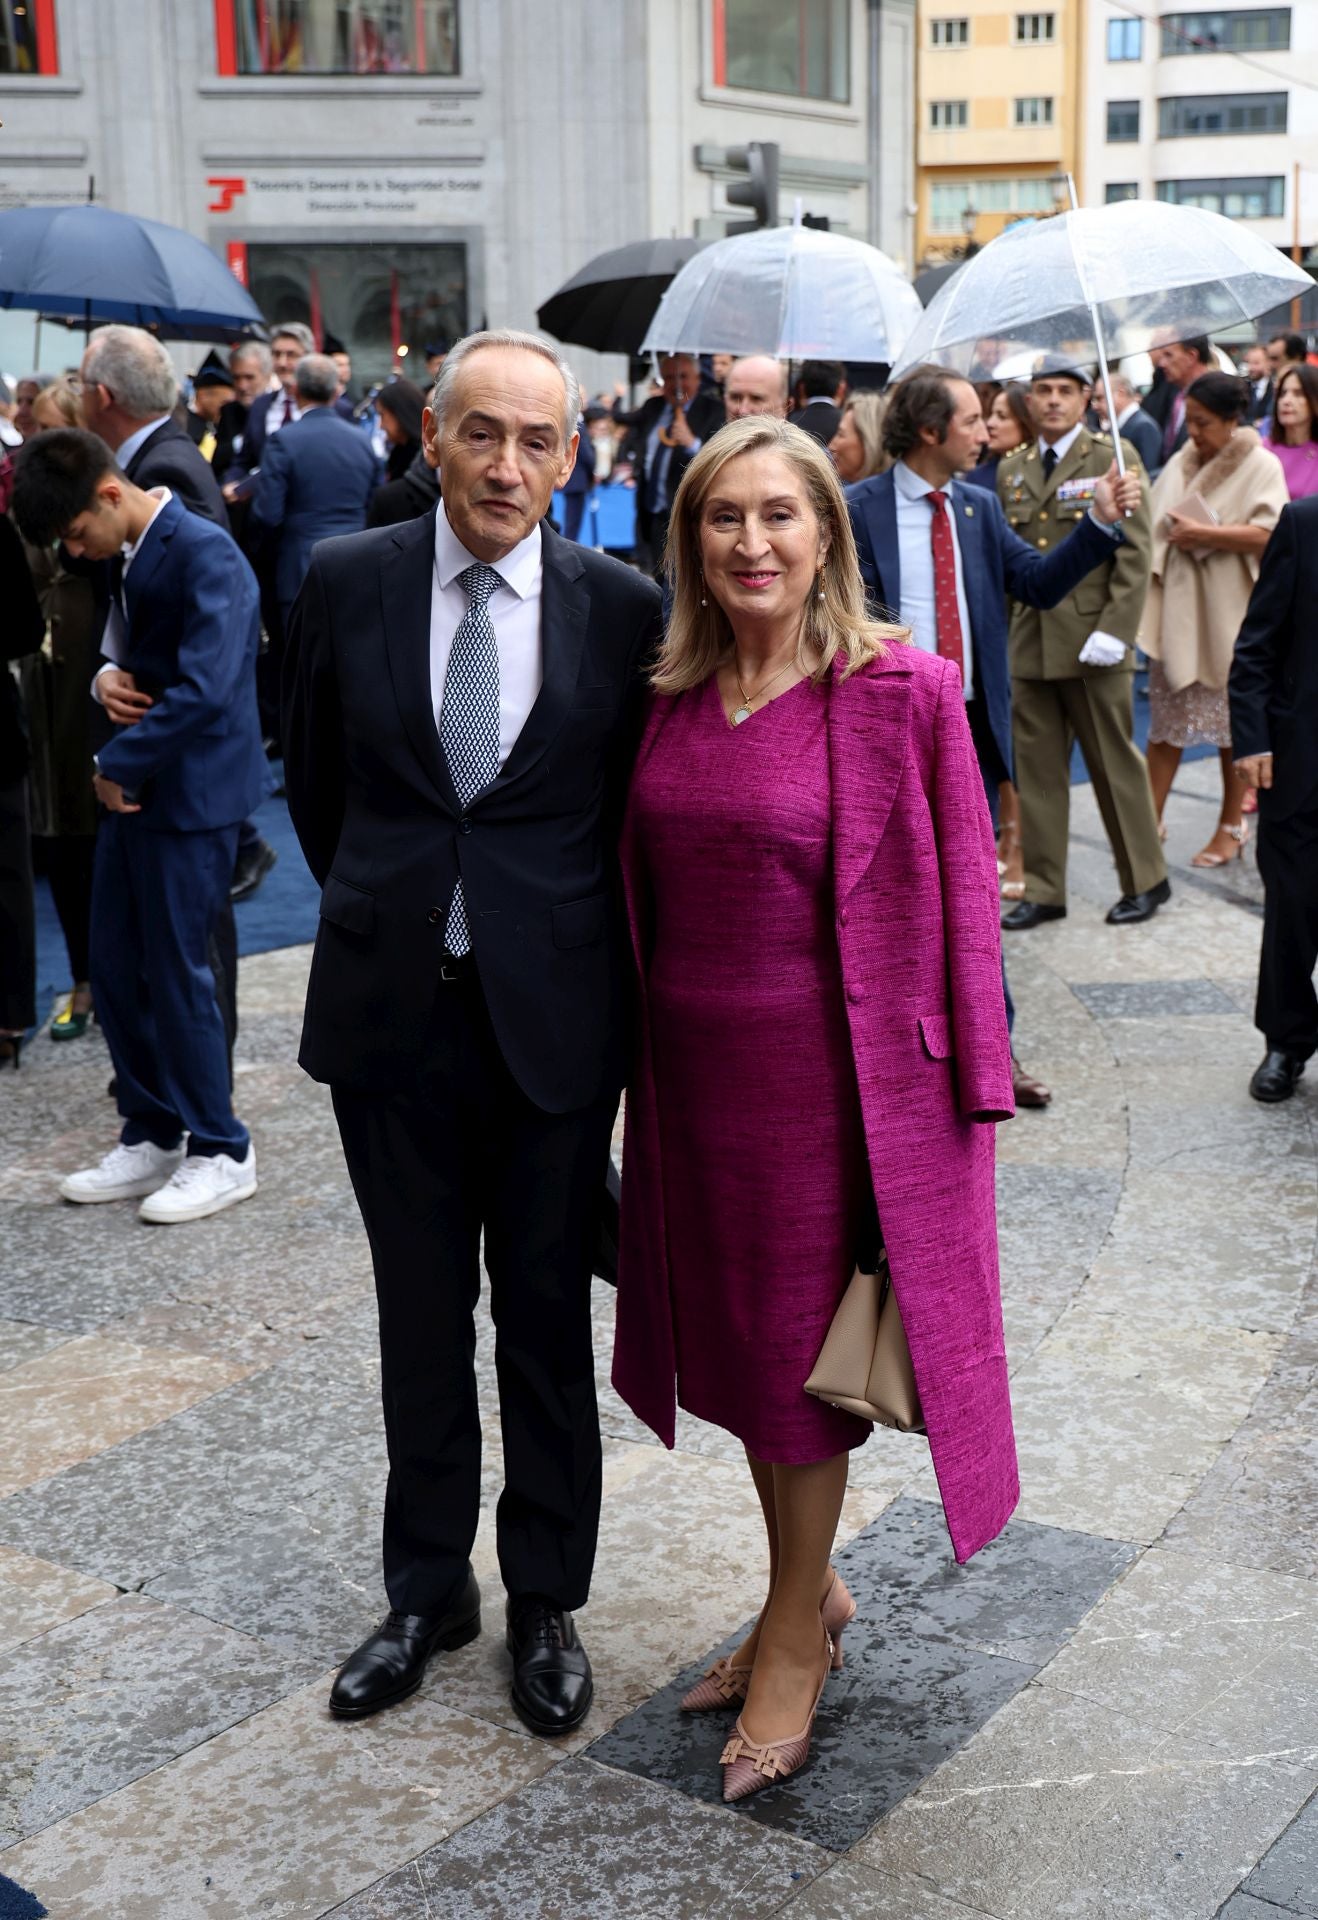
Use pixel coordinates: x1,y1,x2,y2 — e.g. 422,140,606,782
92,814,248,1156
332,970,616,1615
1255,807,1318,1060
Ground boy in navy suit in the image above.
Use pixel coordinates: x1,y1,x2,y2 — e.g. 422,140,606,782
13,430,267,1222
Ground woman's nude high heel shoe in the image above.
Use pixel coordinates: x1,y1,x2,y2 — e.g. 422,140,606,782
720,1630,833,1803
1191,822,1248,868
681,1570,856,1711
820,1569,856,1669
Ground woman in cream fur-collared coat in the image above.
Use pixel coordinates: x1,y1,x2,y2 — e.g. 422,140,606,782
1141,370,1289,868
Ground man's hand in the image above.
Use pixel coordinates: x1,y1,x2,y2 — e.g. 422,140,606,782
1092,459,1142,525
663,403,697,450
1233,752,1273,790
222,481,242,503
92,773,141,814
100,669,153,728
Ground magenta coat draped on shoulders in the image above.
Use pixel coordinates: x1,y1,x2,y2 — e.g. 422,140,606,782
612,645,1020,1564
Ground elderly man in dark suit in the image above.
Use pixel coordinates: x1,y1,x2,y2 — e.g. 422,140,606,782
283,329,662,1737
846,365,1142,1108
250,353,379,624
220,322,317,496
79,325,229,527
1229,498,1318,1102
13,429,266,1220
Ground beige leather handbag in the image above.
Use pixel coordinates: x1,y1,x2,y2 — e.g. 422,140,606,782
804,1253,925,1433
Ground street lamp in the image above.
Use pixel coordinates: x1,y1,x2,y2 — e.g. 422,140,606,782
961,203,980,258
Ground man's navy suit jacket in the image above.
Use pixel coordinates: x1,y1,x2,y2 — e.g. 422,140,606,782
845,467,1123,787
95,494,267,833
226,388,361,484
250,406,381,608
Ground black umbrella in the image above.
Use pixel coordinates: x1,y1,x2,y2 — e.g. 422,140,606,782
914,261,966,308
537,237,712,355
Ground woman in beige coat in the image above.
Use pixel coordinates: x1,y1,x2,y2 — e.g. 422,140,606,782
1141,371,1289,867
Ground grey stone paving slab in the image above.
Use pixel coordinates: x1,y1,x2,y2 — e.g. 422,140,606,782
1072,978,1242,1019
994,1166,1123,1360
0,1676,556,1920
328,1757,830,1919
0,1350,386,1589
1218,1896,1302,1919
774,1856,1001,1918
0,1592,313,1846
586,1500,1130,1852
0,1548,116,1659
1237,1788,1318,1916
0,1324,68,1375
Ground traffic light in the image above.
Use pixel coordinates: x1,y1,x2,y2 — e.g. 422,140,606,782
725,141,780,232
802,213,830,231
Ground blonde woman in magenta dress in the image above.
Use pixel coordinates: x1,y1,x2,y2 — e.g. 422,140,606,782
613,417,1018,1801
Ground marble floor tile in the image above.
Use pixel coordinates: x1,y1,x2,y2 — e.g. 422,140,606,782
1040,1548,1318,1733
328,1756,830,1920
1163,1378,1318,1585
0,1324,68,1376
0,1593,313,1846
1236,1789,1318,1917
0,1674,556,1920
0,1548,116,1659
1006,1726,1317,1920
0,1355,387,1590
775,1856,1003,1920
0,1336,247,1498
1007,1307,1281,1543
1071,978,1241,1020
860,1681,1172,1915
995,1168,1123,1361
993,1083,1127,1171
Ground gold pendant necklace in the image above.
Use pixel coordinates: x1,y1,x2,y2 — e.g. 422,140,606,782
730,656,798,727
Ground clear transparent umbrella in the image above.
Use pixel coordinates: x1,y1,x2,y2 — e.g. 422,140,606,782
640,224,923,364
892,199,1312,381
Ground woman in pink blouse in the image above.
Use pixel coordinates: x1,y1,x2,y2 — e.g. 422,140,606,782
1268,363,1318,502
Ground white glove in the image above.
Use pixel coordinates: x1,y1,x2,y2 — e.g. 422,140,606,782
1079,630,1127,668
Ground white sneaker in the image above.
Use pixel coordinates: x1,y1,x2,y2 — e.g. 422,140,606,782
138,1145,257,1224
60,1140,184,1205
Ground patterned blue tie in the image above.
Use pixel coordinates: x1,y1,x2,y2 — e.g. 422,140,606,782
440,561,502,954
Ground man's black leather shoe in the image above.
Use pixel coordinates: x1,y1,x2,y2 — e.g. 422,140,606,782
506,1596,593,1737
1001,901,1067,931
1105,878,1172,925
230,837,278,903
329,1568,481,1718
1249,1050,1307,1104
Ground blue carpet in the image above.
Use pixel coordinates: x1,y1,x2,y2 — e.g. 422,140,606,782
0,1873,47,1919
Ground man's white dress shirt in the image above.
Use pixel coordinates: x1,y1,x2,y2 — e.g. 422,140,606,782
265,389,302,435
430,501,543,772
892,458,975,701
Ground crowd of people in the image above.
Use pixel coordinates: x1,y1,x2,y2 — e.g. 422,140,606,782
0,310,1315,1799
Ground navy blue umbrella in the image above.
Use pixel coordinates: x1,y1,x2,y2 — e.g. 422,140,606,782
0,203,267,340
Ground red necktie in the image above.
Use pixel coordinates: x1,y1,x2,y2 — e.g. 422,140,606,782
927,490,965,687
281,393,295,426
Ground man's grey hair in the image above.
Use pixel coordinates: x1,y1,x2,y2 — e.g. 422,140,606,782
271,321,316,354
83,325,179,419
295,353,341,405
1109,371,1137,402
431,328,580,447
231,341,272,375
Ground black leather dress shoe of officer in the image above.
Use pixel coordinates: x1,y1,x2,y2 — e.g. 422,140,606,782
1105,878,1172,926
506,1596,593,1737
329,1567,481,1718
1249,1050,1307,1104
1001,900,1067,931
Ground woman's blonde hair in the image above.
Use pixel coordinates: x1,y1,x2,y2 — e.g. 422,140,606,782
34,379,85,429
654,415,906,694
838,390,889,480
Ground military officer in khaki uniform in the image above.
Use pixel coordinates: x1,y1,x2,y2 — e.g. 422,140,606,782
998,357,1169,929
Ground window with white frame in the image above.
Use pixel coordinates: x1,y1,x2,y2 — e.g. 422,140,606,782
1014,95,1055,125
931,17,970,45
930,99,969,128
1107,16,1143,59
1015,13,1055,41
930,177,1060,231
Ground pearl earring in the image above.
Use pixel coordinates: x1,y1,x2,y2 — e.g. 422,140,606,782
699,574,708,607
817,566,826,601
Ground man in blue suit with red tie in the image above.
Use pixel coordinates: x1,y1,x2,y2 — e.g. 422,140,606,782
846,367,1142,1106
13,430,267,1223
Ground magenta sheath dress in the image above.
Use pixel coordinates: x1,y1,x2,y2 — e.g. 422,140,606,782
627,675,872,1464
